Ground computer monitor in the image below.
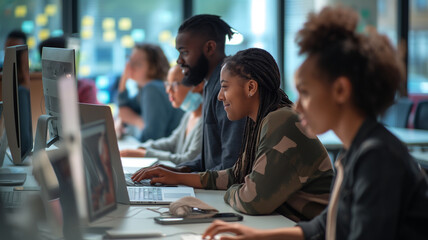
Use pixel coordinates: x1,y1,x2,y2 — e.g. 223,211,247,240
1,45,33,165
57,75,116,225
81,120,116,222
32,77,116,238
79,103,129,204
0,102,6,166
34,47,76,152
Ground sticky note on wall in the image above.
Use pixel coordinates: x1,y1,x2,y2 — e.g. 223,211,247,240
119,18,132,31
103,31,116,42
121,35,134,48
15,5,27,18
36,14,48,26
38,29,50,40
27,37,36,49
81,29,93,39
103,18,115,30
82,16,94,27
45,4,57,16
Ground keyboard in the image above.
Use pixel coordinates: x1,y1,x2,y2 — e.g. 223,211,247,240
128,187,163,201
125,173,152,186
0,191,23,209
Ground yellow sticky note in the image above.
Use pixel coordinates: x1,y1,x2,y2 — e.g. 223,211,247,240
38,29,50,41
103,31,116,42
82,16,94,27
15,5,27,18
103,18,115,30
81,29,93,39
119,18,132,31
36,14,48,26
27,37,36,49
121,35,134,48
158,30,172,43
79,65,91,77
45,4,57,16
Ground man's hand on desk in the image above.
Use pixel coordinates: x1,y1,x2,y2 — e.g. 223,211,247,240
120,148,146,157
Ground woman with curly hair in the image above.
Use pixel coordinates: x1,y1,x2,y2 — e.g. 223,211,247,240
132,47,334,221
202,6,428,240
117,44,184,142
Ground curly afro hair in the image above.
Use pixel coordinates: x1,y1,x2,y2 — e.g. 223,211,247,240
296,6,404,117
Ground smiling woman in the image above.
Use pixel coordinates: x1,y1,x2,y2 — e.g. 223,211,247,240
203,6,428,240
132,48,334,222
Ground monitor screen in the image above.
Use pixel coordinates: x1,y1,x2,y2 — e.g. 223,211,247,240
41,47,76,146
81,120,116,221
1,45,33,165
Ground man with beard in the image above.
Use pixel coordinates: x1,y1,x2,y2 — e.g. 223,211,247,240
143,14,245,172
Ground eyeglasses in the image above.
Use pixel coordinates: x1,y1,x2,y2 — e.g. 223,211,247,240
164,82,182,91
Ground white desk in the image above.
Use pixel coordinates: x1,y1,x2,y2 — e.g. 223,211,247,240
90,137,295,239
318,127,428,164
318,127,428,150
88,189,295,239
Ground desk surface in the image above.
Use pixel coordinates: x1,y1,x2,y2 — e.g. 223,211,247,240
88,189,295,239
99,136,295,238
318,127,428,150
2,139,295,239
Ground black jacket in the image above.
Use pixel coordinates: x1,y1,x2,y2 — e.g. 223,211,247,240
298,118,428,239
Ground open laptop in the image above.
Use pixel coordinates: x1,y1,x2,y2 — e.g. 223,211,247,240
79,114,195,205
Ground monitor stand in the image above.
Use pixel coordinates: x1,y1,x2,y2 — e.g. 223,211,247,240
34,114,58,153
0,131,27,186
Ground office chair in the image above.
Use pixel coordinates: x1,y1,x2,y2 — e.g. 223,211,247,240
380,97,413,128
414,100,428,130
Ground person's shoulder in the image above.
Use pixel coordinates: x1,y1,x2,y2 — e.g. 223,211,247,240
144,79,164,88
351,123,412,169
258,107,299,140
142,80,166,95
262,107,297,126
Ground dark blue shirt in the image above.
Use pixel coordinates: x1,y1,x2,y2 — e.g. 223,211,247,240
298,118,428,240
118,80,184,142
178,63,246,171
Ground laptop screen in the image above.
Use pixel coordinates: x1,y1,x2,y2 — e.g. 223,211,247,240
81,120,116,221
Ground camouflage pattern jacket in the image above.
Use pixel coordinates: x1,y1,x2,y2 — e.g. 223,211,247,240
200,107,334,221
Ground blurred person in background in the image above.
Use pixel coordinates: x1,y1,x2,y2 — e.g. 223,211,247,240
120,64,203,165
116,43,183,142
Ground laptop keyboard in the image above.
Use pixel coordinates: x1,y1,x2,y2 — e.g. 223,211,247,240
128,187,163,201
0,191,23,209
125,174,152,186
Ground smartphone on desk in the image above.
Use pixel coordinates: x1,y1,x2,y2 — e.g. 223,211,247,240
154,213,243,225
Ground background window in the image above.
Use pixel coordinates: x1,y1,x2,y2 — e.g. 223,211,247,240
194,0,279,69
409,0,428,94
78,0,182,103
0,0,62,71
283,0,315,101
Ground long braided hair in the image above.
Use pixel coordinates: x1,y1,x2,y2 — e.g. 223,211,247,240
179,14,234,52
223,48,293,183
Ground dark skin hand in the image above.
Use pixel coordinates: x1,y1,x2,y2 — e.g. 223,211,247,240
131,164,191,182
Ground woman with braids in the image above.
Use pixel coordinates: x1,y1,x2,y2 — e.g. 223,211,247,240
132,48,334,221
202,7,428,240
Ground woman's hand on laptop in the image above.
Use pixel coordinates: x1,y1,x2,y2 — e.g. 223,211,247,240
131,166,202,188
131,166,181,185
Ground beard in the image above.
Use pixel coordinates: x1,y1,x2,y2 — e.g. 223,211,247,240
181,54,209,86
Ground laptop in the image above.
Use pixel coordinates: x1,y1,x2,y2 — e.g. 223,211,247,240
122,157,195,204
79,113,195,205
